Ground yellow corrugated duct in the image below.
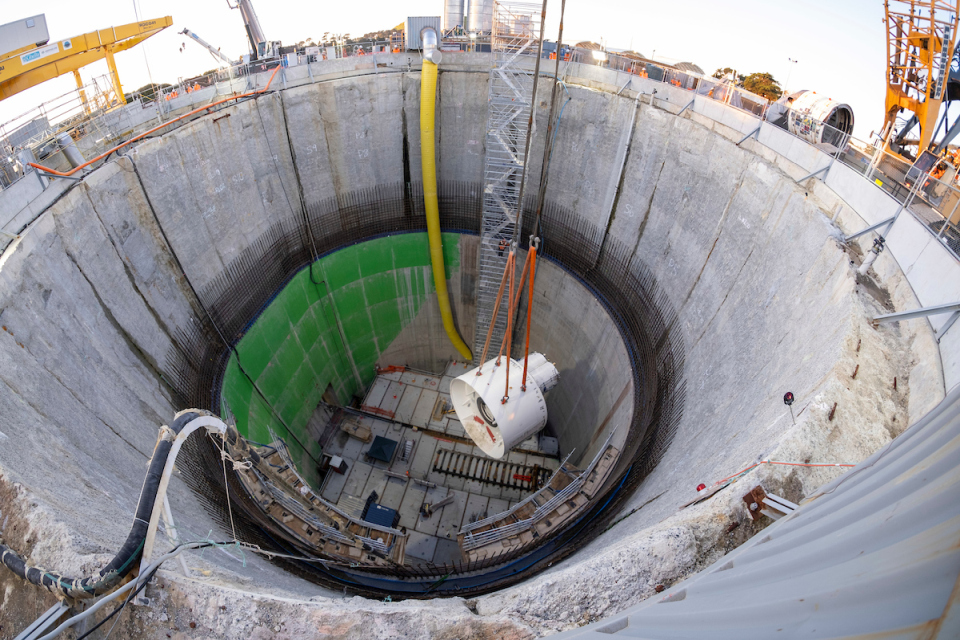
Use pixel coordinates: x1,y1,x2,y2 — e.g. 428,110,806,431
420,56,473,360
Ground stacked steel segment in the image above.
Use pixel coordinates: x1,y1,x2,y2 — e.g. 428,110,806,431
473,1,543,361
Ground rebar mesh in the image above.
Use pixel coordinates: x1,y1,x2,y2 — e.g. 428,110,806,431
162,180,684,598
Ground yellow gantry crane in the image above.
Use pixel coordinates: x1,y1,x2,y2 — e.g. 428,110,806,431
882,1,960,155
0,16,173,104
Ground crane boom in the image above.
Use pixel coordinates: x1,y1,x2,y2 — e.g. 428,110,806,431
225,0,266,59
882,1,960,155
179,28,233,66
0,16,173,102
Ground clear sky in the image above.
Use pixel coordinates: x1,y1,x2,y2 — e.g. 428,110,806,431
1,0,887,138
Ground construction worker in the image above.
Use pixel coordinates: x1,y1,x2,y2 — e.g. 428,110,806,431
498,238,507,257
549,50,557,60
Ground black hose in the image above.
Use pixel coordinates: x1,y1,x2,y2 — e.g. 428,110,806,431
0,411,200,598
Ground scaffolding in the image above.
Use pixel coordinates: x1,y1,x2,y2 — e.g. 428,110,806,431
473,1,543,361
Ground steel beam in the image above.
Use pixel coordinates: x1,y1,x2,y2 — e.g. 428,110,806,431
737,125,761,146
844,216,896,242
873,301,960,326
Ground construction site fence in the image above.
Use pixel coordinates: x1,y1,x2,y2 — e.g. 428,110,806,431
4,49,960,261
567,46,960,260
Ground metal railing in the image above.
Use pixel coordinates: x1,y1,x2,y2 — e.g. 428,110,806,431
460,434,613,551
7,44,960,264
562,45,960,261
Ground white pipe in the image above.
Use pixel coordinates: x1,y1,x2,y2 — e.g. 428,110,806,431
139,412,228,575
857,246,881,276
38,542,212,640
420,27,442,64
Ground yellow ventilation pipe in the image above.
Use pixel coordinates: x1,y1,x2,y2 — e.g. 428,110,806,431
419,27,473,360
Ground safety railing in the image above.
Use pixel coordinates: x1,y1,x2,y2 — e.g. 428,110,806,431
561,45,960,261
460,433,613,551
6,46,960,262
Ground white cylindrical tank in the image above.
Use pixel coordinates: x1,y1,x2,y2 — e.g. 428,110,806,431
57,133,84,169
786,90,854,148
449,353,559,459
467,0,493,34
445,0,465,31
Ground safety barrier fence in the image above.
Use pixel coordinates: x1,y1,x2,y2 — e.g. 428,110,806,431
567,46,960,260
5,48,960,262
460,433,613,551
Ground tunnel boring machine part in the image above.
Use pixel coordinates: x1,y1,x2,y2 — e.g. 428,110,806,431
419,26,472,361
450,353,559,459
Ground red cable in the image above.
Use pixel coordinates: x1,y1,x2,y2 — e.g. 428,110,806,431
502,250,516,403
712,460,856,487
521,245,537,391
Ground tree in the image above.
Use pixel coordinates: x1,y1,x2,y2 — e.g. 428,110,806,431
742,72,783,100
712,67,745,84
125,82,171,103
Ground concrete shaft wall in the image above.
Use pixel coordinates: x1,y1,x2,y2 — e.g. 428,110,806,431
0,55,945,637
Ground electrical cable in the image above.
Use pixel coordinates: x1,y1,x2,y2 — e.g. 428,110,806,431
0,413,201,600
75,565,159,640
37,540,225,640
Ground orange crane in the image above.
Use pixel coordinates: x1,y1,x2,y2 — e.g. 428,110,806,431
882,1,960,157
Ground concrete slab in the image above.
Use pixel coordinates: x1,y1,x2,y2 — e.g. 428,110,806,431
379,381,404,415
404,530,438,562
479,479,504,500
462,493,490,529
320,466,349,504
380,474,409,511
342,461,373,499
501,487,523,503
363,377,390,407
414,487,447,536
400,371,441,391
435,489,469,541
432,538,463,566
394,385,422,423
323,431,349,457
340,434,366,461
444,361,472,377
439,375,454,395
487,498,510,520
411,389,439,429
368,417,391,439
361,467,388,501
446,419,465,439
397,482,428,530
408,435,438,481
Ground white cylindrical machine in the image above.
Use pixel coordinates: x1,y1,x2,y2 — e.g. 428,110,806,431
445,0,465,31
786,90,854,148
467,0,493,34
449,353,559,459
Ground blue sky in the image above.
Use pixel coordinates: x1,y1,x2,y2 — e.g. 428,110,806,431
1,0,887,137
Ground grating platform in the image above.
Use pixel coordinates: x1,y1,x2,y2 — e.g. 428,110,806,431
318,361,560,565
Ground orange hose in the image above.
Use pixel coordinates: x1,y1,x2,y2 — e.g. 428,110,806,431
502,249,516,403
29,65,282,178
521,245,537,391
479,251,513,374
511,250,531,310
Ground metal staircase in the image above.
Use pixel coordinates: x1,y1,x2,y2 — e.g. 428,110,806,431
473,1,543,362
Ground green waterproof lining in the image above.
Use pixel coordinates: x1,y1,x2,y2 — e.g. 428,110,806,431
220,232,462,486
